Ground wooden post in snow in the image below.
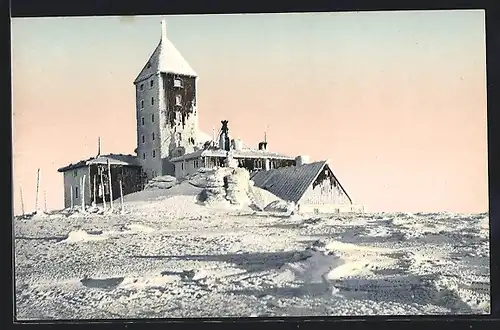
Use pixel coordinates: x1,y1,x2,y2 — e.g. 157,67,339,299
70,185,74,209
81,174,86,211
43,190,47,213
35,168,40,213
20,185,25,216
100,167,107,209
107,159,113,210
93,175,97,206
119,179,124,213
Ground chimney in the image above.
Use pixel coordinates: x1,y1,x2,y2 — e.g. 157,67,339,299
295,155,310,166
161,20,167,41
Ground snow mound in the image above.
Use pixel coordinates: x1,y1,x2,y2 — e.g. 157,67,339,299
59,230,108,244
285,250,344,284
250,185,282,210
125,224,155,233
144,175,177,190
264,200,296,213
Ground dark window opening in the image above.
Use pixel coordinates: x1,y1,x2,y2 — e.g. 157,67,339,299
140,84,144,91
75,186,79,198
150,80,154,87
141,117,145,125
140,100,144,109
151,97,154,106
152,132,155,140
143,153,146,160
142,135,145,143
152,114,155,123
152,150,156,158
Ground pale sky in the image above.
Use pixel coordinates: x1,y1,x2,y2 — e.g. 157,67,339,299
11,11,488,215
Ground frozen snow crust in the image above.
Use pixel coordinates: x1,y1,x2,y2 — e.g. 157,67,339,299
14,169,490,319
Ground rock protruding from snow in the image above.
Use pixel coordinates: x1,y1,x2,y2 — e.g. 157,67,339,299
193,166,289,210
145,175,177,190
225,168,252,206
202,168,232,205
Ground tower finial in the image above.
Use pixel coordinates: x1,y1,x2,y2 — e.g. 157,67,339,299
97,136,101,157
161,20,167,41
264,131,267,143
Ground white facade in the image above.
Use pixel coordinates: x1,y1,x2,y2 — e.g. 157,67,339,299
136,72,162,179
174,157,203,179
62,167,91,208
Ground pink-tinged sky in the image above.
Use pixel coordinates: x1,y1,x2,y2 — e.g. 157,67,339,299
11,11,487,215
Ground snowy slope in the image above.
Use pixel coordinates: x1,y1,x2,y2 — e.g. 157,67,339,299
14,190,490,319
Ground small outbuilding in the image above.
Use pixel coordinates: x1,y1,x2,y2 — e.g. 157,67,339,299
251,160,363,214
57,154,144,208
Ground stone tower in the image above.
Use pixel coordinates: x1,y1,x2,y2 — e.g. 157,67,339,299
133,20,199,179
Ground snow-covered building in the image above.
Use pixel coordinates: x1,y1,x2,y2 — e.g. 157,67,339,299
133,20,209,180
56,20,362,212
57,154,143,208
251,160,363,214
169,120,296,179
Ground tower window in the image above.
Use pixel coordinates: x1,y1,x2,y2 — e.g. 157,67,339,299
146,62,151,69
142,153,146,160
75,186,79,198
141,117,145,126
175,94,182,106
142,135,145,143
174,78,183,88
139,84,144,91
181,163,184,170
140,100,144,109
152,114,155,123
150,80,154,88
152,132,155,141
151,97,154,106
152,150,156,158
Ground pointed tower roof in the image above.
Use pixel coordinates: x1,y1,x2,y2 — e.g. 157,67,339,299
134,20,197,84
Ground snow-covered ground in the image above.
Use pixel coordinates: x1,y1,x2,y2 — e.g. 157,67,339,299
14,176,490,319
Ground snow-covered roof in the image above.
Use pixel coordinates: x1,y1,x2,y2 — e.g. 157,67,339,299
169,148,295,162
250,161,352,204
134,20,197,84
57,154,141,172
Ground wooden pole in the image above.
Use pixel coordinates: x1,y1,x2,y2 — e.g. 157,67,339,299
119,179,124,212
107,159,113,210
93,174,97,205
81,174,86,211
70,185,74,209
20,185,25,216
43,190,47,213
35,168,40,213
100,166,106,209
